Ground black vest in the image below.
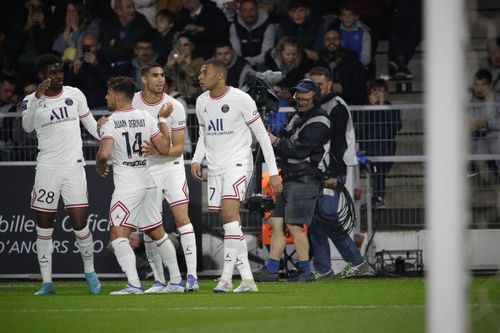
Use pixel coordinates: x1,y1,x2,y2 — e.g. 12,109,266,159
233,18,271,57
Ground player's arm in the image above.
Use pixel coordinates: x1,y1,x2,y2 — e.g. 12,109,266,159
150,122,171,155
75,88,100,139
167,128,185,157
96,138,113,177
22,79,51,133
80,112,100,140
191,109,206,182
21,97,37,133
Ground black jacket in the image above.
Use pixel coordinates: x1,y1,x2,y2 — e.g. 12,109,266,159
319,49,368,105
177,1,229,59
274,104,330,180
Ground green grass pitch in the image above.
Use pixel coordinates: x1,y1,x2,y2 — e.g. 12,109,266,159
1,277,499,333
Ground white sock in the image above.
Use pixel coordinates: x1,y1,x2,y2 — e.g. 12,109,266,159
178,223,197,278
155,234,182,284
221,221,243,282
74,225,94,273
225,222,253,280
36,227,53,284
236,235,254,280
144,234,166,283
111,238,141,288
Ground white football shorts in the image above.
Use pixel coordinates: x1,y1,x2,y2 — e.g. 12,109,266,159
207,166,252,211
109,187,163,232
31,167,88,212
160,167,190,208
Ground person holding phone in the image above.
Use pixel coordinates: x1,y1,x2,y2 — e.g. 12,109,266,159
65,32,116,108
164,34,204,105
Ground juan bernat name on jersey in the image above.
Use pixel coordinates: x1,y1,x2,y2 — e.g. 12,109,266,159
113,119,146,129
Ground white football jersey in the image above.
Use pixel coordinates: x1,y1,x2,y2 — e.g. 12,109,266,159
195,87,260,174
99,109,159,190
21,86,91,168
132,92,186,169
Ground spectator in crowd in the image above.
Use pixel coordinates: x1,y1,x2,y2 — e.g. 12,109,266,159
212,0,239,23
479,38,500,94
469,69,500,175
0,75,16,160
258,0,294,24
318,25,368,105
8,0,54,81
307,66,371,278
229,0,275,68
65,32,116,109
387,0,422,80
337,4,372,68
164,33,204,105
191,58,282,292
356,79,402,207
118,38,158,90
262,36,315,90
99,0,153,66
52,0,100,63
177,0,230,60
132,0,158,28
275,0,324,62
152,9,177,66
215,41,253,88
255,79,330,282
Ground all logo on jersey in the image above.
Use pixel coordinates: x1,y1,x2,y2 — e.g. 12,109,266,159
65,98,74,106
208,118,224,131
206,118,234,135
50,107,69,121
221,104,230,113
21,100,28,111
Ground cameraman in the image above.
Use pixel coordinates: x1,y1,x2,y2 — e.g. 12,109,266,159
256,79,330,282
66,32,115,108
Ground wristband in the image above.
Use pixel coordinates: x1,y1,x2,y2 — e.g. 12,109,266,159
158,117,168,124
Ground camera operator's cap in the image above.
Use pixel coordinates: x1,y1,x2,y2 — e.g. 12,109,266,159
292,79,320,94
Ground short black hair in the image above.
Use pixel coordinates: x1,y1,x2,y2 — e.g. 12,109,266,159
141,62,162,76
156,9,175,22
215,40,233,50
289,0,309,10
368,79,388,92
309,66,331,80
0,75,15,86
204,58,228,78
474,69,492,84
107,76,136,100
35,53,62,73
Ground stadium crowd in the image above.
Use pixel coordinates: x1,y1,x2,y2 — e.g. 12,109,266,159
0,0,428,162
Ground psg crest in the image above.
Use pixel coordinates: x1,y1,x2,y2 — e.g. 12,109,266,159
221,104,230,113
65,98,74,106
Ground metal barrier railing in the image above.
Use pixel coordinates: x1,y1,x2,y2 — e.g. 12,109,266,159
1,104,499,231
